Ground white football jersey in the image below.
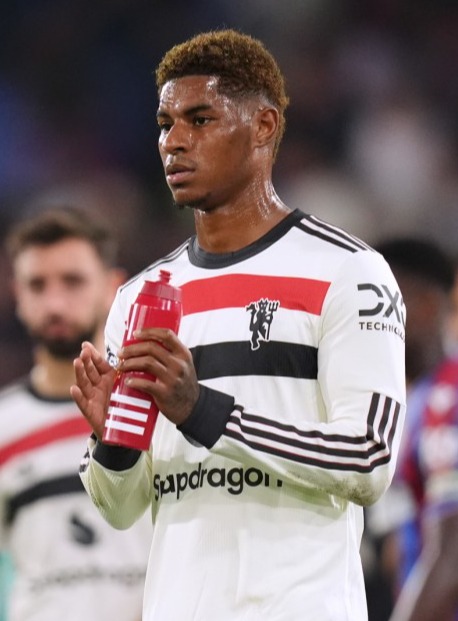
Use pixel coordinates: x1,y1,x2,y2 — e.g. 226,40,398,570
0,380,151,621
81,210,406,621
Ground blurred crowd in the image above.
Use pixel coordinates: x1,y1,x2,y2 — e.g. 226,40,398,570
1,0,457,384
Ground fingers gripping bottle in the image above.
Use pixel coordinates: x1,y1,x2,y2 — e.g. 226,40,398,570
102,270,182,450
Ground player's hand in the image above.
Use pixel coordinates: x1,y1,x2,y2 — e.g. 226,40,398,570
70,341,116,440
117,327,200,426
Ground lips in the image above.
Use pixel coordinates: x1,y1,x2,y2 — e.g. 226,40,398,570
165,161,195,185
43,323,74,338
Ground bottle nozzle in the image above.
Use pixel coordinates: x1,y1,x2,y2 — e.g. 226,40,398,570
159,270,171,283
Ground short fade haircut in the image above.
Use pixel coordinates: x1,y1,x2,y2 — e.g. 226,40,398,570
155,29,289,158
376,237,455,293
5,206,118,267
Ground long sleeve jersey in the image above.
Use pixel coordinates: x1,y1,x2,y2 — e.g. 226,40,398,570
80,209,406,621
0,381,151,621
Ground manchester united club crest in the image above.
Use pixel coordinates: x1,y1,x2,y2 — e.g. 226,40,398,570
246,298,280,350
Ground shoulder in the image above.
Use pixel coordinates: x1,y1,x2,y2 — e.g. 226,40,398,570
118,237,192,300
105,238,192,346
286,211,391,284
0,377,29,404
0,379,34,437
291,211,375,257
287,213,398,302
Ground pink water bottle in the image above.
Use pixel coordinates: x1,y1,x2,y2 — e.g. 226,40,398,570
102,270,182,450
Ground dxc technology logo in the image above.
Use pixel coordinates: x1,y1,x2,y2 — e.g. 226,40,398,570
357,283,405,340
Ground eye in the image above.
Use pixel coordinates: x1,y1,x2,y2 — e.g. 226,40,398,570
158,121,172,133
64,274,86,289
28,279,45,294
193,115,210,127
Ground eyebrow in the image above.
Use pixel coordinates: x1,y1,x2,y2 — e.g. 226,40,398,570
156,103,214,119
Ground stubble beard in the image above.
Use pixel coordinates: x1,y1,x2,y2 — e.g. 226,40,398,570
174,196,216,213
30,324,99,360
172,187,212,212
174,199,200,211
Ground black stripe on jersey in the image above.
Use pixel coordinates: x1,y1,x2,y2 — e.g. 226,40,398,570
303,214,373,252
225,431,392,473
191,341,318,380
224,393,401,473
228,392,393,446
296,215,371,253
5,474,85,525
296,221,358,253
367,392,390,441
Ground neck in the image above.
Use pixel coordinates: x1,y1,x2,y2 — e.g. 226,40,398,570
193,180,291,254
30,351,75,399
30,332,104,399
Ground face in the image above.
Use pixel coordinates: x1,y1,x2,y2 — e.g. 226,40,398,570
13,238,118,359
157,75,259,210
394,270,448,381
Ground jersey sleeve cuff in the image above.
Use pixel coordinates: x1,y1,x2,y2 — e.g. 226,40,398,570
178,384,235,449
93,441,142,472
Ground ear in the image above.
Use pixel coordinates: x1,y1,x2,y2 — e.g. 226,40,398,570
253,106,279,151
109,267,128,292
10,278,24,321
103,267,128,313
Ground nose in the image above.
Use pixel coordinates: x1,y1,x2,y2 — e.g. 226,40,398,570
159,121,191,154
42,283,70,314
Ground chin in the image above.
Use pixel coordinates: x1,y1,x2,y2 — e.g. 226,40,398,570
172,188,209,210
174,197,205,211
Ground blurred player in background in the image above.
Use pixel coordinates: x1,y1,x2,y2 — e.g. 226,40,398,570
0,207,151,621
368,237,458,621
